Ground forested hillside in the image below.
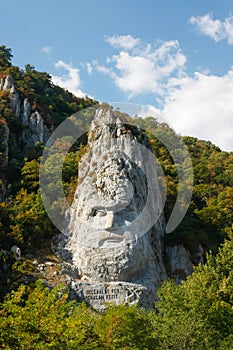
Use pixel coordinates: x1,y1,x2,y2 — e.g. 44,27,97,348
0,46,232,349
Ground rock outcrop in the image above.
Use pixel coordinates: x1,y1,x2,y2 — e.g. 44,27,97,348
0,75,21,117
57,106,167,309
0,75,51,148
166,245,193,282
0,75,52,201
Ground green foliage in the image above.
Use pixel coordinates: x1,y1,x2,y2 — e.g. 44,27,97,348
153,233,233,349
195,186,233,236
0,281,95,349
94,305,157,349
21,159,40,192
0,45,12,69
0,281,158,349
133,117,233,253
8,189,54,246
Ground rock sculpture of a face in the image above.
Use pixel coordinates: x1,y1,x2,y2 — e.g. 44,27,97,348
62,106,167,307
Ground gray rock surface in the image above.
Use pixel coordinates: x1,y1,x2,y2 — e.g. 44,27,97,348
166,244,193,282
0,75,51,149
57,106,167,308
21,98,31,125
29,110,45,143
196,244,205,265
0,75,20,116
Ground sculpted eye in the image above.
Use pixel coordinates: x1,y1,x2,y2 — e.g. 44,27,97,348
96,210,107,217
92,209,106,217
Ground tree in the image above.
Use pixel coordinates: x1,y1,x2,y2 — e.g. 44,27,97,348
0,280,97,349
153,233,233,349
0,281,158,349
0,45,13,69
94,304,158,349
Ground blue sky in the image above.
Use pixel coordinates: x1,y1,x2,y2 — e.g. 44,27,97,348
1,0,233,151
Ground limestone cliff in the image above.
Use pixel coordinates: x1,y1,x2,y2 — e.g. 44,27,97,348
0,75,52,201
0,75,51,147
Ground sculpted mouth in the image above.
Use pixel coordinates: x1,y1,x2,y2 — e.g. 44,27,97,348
98,230,124,239
96,230,124,247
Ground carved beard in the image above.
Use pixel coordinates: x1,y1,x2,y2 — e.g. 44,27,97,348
69,232,158,283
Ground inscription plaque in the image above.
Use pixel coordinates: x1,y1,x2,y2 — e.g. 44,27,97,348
70,281,146,309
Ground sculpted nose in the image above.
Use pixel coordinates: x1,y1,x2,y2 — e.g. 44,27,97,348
105,211,115,229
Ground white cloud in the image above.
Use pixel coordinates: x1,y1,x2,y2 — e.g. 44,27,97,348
162,69,233,151
41,46,53,54
105,35,140,50
51,60,86,98
112,52,161,95
95,65,114,76
189,14,233,45
97,38,186,98
86,62,93,75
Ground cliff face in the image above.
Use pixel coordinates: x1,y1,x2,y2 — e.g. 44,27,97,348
57,106,168,308
0,75,21,118
0,75,52,201
0,75,51,147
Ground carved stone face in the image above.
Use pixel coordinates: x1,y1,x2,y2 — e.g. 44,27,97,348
69,154,146,249
56,107,167,308
64,109,165,284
